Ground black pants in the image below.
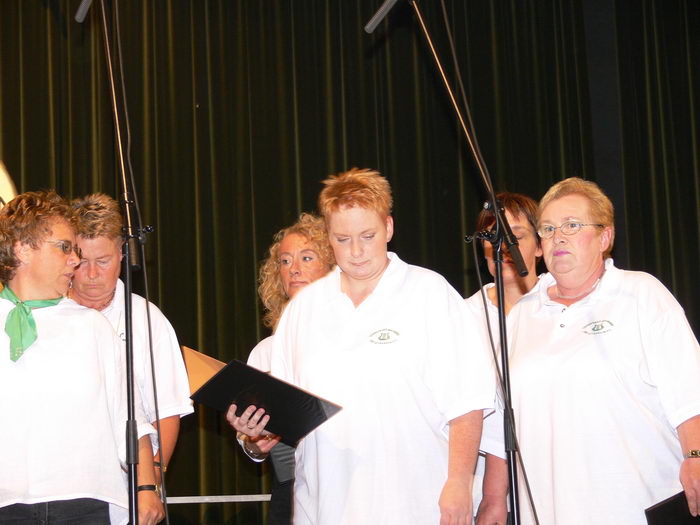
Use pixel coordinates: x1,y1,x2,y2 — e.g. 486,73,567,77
0,498,110,524
268,476,293,525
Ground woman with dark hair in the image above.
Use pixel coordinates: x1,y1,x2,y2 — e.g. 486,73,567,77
465,192,541,525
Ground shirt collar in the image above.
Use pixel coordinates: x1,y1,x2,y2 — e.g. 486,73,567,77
101,279,124,315
538,258,618,308
330,252,405,305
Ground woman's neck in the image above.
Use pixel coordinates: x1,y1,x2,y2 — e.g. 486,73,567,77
487,272,538,316
6,278,60,302
341,258,390,308
548,260,606,306
68,287,116,311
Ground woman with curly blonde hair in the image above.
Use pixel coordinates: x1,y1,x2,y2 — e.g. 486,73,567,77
257,213,335,330
233,212,334,525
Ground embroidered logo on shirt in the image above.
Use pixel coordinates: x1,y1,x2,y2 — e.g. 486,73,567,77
582,320,614,335
369,328,400,344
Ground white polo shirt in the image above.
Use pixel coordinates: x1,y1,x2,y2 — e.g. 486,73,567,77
101,279,193,425
271,252,495,525
507,259,700,524
0,298,149,515
245,335,297,482
248,335,274,372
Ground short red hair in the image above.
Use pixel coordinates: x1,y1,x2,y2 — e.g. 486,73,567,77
318,168,392,220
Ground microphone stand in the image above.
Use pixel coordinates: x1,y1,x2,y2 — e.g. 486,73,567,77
366,2,524,523
76,1,144,522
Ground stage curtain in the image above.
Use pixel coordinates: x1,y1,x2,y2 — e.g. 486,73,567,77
0,1,696,523
615,0,700,323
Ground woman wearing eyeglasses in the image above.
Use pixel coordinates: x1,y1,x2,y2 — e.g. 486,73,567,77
0,191,159,524
501,177,700,524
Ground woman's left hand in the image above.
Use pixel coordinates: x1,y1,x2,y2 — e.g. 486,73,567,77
226,403,281,454
226,403,270,437
439,477,473,525
681,457,700,516
138,489,165,525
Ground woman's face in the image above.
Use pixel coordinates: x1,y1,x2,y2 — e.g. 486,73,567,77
278,233,328,298
539,194,612,283
19,218,81,298
483,209,542,283
327,205,393,284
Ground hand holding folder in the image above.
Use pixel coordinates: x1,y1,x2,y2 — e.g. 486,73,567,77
183,347,342,446
645,491,700,524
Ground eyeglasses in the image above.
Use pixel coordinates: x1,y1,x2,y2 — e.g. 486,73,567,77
537,221,604,239
45,239,83,259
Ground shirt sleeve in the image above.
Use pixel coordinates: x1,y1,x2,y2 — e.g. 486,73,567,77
640,282,700,428
137,302,194,423
423,278,496,426
480,403,506,459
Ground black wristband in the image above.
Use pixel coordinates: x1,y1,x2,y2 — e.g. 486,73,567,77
137,484,157,492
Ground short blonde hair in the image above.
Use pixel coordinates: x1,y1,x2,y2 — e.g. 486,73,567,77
0,190,74,282
71,193,123,240
318,168,392,220
258,213,335,329
538,177,615,257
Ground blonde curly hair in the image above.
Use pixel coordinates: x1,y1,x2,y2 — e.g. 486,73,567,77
258,213,335,329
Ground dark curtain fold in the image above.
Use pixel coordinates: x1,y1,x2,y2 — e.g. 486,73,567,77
0,1,697,523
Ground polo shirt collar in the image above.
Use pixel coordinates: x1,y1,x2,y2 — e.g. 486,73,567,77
537,258,618,308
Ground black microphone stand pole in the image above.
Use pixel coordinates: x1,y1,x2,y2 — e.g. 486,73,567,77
76,0,142,522
366,2,524,523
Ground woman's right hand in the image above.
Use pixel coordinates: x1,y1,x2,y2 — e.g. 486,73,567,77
226,403,281,454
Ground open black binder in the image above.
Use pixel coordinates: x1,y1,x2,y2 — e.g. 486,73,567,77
191,359,342,446
645,491,700,524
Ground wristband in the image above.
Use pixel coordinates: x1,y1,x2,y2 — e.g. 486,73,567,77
154,461,168,473
685,450,700,459
237,432,268,460
137,485,157,492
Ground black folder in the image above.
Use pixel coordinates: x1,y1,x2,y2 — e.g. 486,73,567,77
645,491,700,524
191,359,342,446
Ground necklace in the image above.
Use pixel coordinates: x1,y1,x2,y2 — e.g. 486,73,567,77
554,272,604,300
94,290,116,311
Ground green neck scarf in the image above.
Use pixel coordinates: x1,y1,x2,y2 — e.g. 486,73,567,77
0,285,62,361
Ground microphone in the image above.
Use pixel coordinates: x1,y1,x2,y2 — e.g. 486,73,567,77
364,0,401,34
74,0,93,23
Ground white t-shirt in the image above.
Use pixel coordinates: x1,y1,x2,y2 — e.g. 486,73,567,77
101,279,193,425
244,335,296,482
0,297,151,516
270,253,495,525
464,281,542,514
464,284,507,513
507,259,700,524
248,335,274,372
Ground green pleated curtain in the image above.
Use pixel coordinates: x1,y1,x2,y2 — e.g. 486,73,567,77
0,1,697,524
